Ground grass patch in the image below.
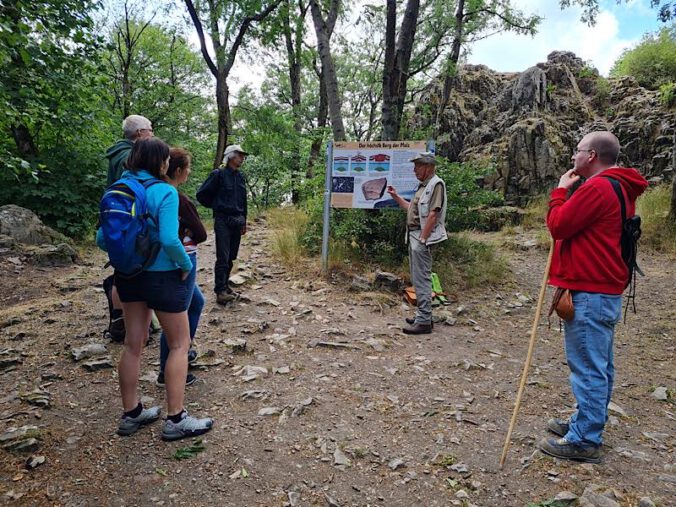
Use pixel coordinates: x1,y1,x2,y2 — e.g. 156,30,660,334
267,207,310,269
637,184,676,257
433,233,508,290
520,194,549,230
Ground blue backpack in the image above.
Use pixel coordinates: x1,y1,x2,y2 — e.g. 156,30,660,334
99,177,162,278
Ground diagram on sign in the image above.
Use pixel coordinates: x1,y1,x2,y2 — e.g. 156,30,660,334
333,155,349,174
350,153,366,174
369,153,390,174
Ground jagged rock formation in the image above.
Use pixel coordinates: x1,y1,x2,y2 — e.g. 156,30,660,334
411,51,675,203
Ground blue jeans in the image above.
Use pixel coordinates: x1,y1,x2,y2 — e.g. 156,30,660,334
159,254,205,373
563,291,622,447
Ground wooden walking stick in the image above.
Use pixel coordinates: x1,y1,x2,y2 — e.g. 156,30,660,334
499,238,555,468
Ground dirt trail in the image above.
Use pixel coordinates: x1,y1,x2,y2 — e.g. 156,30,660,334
0,220,674,506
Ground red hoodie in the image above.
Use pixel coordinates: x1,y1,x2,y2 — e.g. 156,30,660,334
547,167,648,294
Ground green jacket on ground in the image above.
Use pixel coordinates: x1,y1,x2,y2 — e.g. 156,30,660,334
105,139,134,186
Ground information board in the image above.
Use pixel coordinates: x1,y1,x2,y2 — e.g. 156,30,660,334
330,140,427,209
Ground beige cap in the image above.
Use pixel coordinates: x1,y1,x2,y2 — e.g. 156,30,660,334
224,144,249,157
409,152,436,165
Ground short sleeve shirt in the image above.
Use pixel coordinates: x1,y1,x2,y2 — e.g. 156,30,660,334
407,179,444,229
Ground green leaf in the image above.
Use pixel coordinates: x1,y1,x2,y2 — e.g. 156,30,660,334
172,439,206,460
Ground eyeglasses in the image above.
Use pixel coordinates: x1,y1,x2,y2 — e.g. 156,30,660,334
139,128,154,133
575,148,594,154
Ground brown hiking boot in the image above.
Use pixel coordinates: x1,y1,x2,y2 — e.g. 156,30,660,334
402,323,432,335
537,437,601,463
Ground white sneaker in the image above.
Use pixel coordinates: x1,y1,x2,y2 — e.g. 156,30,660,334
162,411,213,441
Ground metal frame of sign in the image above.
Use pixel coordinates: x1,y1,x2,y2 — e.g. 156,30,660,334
321,139,436,273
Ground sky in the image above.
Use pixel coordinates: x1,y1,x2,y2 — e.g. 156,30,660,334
467,0,665,75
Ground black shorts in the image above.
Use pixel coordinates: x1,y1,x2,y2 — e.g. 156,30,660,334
115,269,191,313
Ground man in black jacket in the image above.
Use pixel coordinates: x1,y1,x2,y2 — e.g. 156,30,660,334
198,144,249,305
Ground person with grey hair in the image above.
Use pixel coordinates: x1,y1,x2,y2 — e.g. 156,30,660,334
103,115,155,343
387,152,448,334
106,115,154,186
196,144,249,305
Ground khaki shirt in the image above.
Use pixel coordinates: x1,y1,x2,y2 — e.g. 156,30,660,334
406,178,444,230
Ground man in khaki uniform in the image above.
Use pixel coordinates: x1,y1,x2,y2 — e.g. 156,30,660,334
387,152,448,334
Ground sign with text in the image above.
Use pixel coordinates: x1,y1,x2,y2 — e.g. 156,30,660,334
330,140,427,209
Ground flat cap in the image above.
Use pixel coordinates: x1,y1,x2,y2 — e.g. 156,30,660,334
409,152,436,165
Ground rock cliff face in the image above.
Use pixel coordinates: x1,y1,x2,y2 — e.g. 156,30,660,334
411,51,675,203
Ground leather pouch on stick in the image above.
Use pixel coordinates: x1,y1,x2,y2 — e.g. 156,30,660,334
548,287,574,322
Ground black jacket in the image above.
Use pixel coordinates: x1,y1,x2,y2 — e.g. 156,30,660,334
196,165,247,217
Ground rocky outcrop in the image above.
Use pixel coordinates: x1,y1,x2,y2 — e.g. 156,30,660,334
411,51,676,203
0,205,78,265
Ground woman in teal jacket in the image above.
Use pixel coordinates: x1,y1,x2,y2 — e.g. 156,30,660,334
97,138,213,441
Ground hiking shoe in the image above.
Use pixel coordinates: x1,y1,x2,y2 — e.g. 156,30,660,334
547,418,570,437
403,323,432,335
405,317,434,328
188,348,198,364
156,372,198,387
216,291,236,305
537,437,601,463
162,412,213,441
117,406,161,436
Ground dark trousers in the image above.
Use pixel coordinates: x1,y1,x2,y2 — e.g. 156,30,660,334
214,214,242,294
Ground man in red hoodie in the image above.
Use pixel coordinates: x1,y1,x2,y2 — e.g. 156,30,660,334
538,131,648,463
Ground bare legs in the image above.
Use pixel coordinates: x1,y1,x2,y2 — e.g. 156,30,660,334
118,302,190,415
118,302,151,411
155,310,190,415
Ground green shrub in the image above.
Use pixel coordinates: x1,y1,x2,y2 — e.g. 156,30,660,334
0,148,105,238
611,25,676,89
659,81,676,107
592,76,611,109
578,64,596,79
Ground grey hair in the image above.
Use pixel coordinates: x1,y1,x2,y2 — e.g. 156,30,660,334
223,151,237,165
122,115,151,140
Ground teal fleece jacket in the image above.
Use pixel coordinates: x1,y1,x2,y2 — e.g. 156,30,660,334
97,170,192,273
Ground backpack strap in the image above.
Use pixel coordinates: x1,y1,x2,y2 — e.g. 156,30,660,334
603,175,639,321
139,178,164,225
603,176,626,224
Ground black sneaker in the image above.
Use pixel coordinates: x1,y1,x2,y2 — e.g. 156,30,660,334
109,316,125,343
188,348,198,364
547,418,570,437
156,372,198,387
405,317,434,328
537,437,601,463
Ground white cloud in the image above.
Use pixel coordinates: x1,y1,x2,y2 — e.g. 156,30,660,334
467,0,641,75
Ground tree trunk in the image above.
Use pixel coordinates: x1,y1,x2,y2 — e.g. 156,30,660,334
380,0,420,141
11,124,38,159
307,68,329,178
309,0,345,142
214,78,230,168
381,0,397,141
435,0,464,137
284,0,306,203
